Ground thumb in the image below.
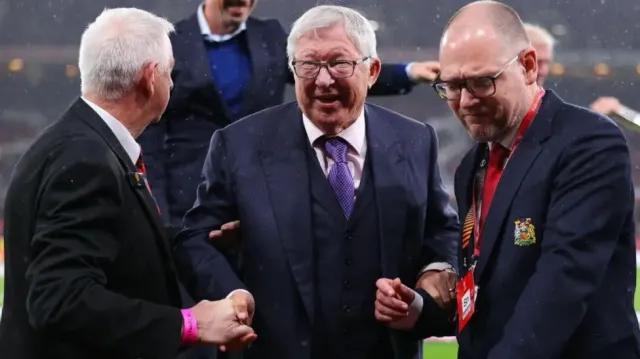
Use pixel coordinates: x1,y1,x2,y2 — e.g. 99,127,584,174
397,284,415,303
234,299,249,322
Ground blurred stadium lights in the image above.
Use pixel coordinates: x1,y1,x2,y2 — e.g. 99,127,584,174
594,62,610,76
551,63,565,76
8,58,22,72
65,64,78,78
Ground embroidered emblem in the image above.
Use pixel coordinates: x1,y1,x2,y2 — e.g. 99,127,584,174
514,218,536,246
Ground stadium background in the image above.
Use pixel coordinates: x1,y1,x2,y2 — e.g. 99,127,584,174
1,0,640,357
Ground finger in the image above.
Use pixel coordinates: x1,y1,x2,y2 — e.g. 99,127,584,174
209,230,222,239
375,300,407,318
376,278,396,297
377,291,408,311
221,220,240,231
375,310,397,323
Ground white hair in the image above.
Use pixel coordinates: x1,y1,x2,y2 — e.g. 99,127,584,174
286,5,378,65
79,8,175,101
523,23,556,49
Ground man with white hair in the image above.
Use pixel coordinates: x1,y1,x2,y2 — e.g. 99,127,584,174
523,23,555,85
174,5,459,359
0,8,255,359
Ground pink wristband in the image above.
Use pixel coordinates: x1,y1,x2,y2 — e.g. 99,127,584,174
180,309,198,344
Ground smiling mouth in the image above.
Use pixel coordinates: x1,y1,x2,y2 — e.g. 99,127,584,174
316,96,340,104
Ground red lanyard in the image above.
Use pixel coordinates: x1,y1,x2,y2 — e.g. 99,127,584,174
461,88,546,269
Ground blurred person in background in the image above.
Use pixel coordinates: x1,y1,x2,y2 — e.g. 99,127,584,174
523,23,555,85
138,0,444,234
375,1,640,358
173,5,459,359
0,8,255,359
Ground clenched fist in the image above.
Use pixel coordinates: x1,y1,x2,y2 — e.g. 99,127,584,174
190,299,257,349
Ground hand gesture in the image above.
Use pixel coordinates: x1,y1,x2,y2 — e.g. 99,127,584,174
416,270,458,309
374,278,415,324
190,299,257,349
209,220,240,249
589,96,622,115
407,61,441,82
219,291,256,352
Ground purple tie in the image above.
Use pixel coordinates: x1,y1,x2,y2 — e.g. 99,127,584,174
324,137,355,218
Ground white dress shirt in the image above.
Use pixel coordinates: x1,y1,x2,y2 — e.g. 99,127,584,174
81,97,140,165
197,3,246,42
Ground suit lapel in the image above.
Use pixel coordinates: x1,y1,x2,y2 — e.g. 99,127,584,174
70,99,174,262
259,104,316,323
365,106,407,277
179,14,231,121
474,91,557,280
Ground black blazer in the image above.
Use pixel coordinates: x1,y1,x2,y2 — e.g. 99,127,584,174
139,14,420,229
0,98,184,359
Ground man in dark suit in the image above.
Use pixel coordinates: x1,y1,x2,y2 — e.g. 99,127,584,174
139,0,443,231
375,2,640,358
173,5,459,359
0,8,255,359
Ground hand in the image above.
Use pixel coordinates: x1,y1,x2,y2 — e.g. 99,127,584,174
209,220,240,249
190,299,257,349
407,61,441,82
590,96,622,115
416,270,458,309
374,278,415,324
218,291,256,352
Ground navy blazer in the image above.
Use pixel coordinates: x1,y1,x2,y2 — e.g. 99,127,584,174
415,90,640,359
173,101,459,359
139,13,419,229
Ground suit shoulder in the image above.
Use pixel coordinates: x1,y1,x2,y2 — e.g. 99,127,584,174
554,102,626,141
221,102,299,137
365,103,433,134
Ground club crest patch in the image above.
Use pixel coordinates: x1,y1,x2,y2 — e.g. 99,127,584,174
514,218,536,246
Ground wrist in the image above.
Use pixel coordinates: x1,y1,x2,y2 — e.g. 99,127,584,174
180,309,198,344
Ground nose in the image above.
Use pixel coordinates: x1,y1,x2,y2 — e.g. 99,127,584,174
459,88,479,108
315,67,334,88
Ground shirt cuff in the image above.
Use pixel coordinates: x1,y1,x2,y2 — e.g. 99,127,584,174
405,62,415,81
388,288,424,330
421,262,454,273
226,289,251,298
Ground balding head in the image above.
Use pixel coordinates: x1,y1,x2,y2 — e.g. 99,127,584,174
436,0,540,143
442,0,529,55
523,23,555,85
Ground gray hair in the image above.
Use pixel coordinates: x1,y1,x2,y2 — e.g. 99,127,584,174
286,5,378,64
523,23,556,48
78,8,175,101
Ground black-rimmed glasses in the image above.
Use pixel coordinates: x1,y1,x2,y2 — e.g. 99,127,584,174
432,55,520,100
291,56,370,79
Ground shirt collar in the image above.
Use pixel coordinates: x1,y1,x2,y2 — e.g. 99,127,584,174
197,3,246,42
302,108,366,155
81,97,141,165
490,124,519,150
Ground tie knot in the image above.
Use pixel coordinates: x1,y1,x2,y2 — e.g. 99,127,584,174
491,143,509,158
324,137,349,163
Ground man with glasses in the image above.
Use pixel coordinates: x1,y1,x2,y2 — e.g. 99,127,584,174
374,1,640,358
174,5,460,359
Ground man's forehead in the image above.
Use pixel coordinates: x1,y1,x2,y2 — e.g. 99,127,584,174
296,26,357,56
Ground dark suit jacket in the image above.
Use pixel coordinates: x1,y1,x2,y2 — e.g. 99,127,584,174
173,101,459,359
415,90,640,359
138,13,420,229
0,99,184,359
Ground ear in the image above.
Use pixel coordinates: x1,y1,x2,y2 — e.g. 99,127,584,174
139,62,158,98
520,48,538,86
367,57,382,89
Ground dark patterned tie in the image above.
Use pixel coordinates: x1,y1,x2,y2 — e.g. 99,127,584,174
324,137,355,218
